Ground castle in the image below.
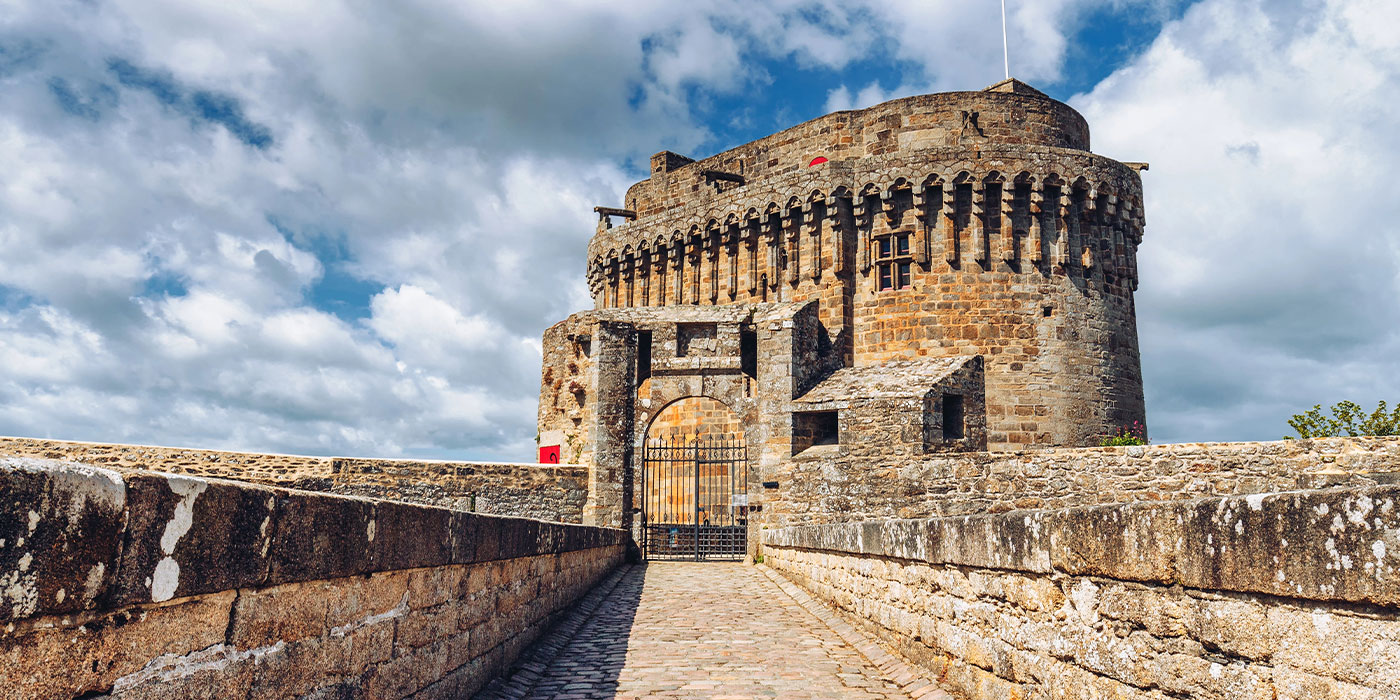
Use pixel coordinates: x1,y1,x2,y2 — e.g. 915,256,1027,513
537,79,1149,556
5,79,1399,700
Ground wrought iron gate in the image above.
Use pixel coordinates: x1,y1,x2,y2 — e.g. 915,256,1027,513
641,436,748,561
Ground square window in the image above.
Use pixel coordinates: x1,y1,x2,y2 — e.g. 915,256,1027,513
874,233,914,292
792,410,839,454
877,264,893,291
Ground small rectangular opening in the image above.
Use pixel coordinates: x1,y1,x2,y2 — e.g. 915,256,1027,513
792,410,839,455
740,329,757,378
637,330,652,382
942,395,965,440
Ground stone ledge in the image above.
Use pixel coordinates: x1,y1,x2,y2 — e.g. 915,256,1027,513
763,484,1400,606
0,457,629,623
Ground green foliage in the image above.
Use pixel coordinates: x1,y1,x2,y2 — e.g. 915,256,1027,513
752,554,765,564
1286,401,1400,439
1099,421,1147,447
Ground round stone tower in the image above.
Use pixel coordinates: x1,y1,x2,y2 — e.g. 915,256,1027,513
583,79,1147,450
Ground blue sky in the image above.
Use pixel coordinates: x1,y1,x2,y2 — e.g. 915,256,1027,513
1,0,1397,459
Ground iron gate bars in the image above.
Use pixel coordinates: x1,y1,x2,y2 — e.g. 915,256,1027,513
641,436,748,561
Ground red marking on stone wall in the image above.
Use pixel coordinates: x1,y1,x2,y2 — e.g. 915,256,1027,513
808,156,828,167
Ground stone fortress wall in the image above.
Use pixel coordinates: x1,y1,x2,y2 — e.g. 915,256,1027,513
580,80,1147,450
756,437,1400,700
769,436,1400,525
0,436,590,524
762,484,1400,700
3,434,1399,699
0,456,626,699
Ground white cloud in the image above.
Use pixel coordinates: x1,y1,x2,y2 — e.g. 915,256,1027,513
1076,0,1400,442
5,0,1363,460
824,81,915,113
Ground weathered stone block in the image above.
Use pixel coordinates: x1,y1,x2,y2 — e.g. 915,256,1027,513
229,579,333,648
931,511,1052,573
407,566,463,610
371,500,453,572
0,591,233,698
1177,487,1400,605
1267,605,1400,693
0,457,125,621
1050,500,1182,583
325,569,408,630
266,490,375,585
108,471,276,606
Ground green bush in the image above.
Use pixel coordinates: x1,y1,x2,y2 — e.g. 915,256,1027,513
1286,401,1400,438
1099,421,1147,447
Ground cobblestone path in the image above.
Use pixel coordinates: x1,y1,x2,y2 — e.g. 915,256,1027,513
477,562,954,700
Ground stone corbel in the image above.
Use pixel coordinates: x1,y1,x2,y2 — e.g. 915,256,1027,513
853,195,871,273
1055,192,1072,272
1000,185,1017,265
943,186,959,266
761,213,781,290
1080,195,1098,271
880,189,897,225
744,216,761,295
783,209,801,285
972,184,989,266
803,202,822,283
1029,193,1046,268
825,197,847,274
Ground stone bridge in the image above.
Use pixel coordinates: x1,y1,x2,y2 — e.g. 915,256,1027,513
4,436,1400,699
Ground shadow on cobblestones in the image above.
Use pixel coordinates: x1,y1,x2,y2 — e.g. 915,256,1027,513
477,562,926,699
476,563,643,699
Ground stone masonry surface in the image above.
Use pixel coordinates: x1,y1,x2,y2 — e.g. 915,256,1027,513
0,457,627,699
770,436,1400,526
763,485,1400,700
478,562,956,700
0,436,590,523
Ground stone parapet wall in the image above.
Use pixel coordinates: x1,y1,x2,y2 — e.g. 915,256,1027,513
0,457,628,699
770,436,1400,526
763,485,1400,700
0,436,589,523
324,459,589,524
622,87,1091,220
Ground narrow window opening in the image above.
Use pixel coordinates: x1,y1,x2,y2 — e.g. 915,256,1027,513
636,330,652,382
1042,306,1053,317
792,410,840,455
942,395,965,441
740,329,758,378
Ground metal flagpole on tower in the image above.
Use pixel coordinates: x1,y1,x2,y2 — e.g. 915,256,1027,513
1001,0,1010,80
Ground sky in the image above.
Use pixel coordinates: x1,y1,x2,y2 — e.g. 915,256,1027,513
1,0,1397,460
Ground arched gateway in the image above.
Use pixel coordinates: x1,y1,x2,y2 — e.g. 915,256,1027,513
641,396,748,561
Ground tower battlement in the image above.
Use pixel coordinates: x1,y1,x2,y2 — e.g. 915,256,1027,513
565,81,1147,453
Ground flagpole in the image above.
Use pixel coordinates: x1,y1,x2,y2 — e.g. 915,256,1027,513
1001,0,1010,80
